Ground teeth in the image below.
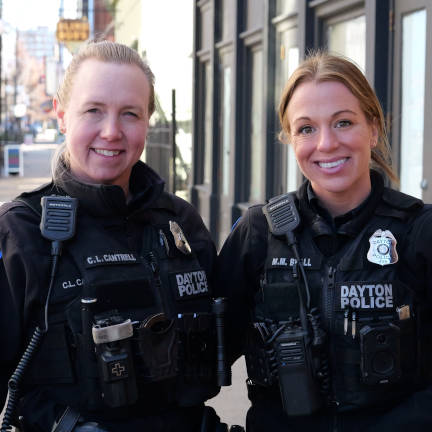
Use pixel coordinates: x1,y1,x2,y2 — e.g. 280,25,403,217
94,149,120,157
318,158,347,168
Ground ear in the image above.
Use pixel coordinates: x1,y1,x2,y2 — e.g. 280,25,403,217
53,98,66,133
370,118,379,148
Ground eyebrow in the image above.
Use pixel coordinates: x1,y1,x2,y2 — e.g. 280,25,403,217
292,109,358,124
82,101,144,113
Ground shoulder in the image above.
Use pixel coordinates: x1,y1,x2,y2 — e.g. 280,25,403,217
236,204,268,235
376,187,424,220
378,189,432,244
221,203,269,255
0,182,57,240
148,191,214,245
381,187,424,211
150,191,203,226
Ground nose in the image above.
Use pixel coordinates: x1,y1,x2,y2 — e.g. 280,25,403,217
316,127,338,152
100,115,122,141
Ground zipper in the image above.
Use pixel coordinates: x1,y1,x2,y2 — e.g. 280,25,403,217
323,265,340,414
324,266,336,328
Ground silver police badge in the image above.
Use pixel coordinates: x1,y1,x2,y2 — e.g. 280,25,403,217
169,221,192,255
367,229,398,266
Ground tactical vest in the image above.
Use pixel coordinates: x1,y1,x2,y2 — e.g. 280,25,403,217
18,190,219,418
247,189,432,412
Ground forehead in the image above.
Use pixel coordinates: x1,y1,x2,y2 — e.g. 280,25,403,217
287,80,363,118
69,59,150,107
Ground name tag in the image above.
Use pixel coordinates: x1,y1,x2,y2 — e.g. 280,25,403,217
85,253,141,268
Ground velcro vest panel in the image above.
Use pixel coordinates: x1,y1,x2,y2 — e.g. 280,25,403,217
23,201,218,414
251,196,429,412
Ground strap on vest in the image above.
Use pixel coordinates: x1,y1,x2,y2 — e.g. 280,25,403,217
51,406,81,432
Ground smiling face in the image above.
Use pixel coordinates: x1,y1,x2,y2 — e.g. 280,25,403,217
286,80,378,215
54,59,151,196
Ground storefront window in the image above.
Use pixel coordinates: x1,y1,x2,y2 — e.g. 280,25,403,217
327,15,366,71
222,66,231,196
400,9,426,198
275,26,299,192
250,48,263,203
276,0,297,16
204,62,212,185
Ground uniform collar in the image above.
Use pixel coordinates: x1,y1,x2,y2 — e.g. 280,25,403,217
298,170,385,238
55,160,165,217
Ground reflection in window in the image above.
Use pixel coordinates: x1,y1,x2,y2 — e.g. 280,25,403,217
204,62,212,185
400,9,426,198
327,15,365,71
250,48,263,203
222,67,231,196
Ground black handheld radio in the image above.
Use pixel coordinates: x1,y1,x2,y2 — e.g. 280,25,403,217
262,193,323,416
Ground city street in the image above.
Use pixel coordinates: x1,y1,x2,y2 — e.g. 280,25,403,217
0,143,251,428
0,143,56,203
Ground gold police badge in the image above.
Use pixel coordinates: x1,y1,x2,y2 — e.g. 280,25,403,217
367,229,398,266
169,221,192,255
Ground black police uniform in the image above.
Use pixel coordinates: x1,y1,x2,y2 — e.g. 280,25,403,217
0,161,221,432
215,171,432,432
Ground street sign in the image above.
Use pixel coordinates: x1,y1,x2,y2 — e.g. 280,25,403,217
56,18,89,42
4,145,24,176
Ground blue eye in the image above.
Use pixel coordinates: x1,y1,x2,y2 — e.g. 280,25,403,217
124,111,138,117
336,120,351,128
86,108,99,114
299,125,314,135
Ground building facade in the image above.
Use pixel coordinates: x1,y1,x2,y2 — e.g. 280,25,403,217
191,0,432,247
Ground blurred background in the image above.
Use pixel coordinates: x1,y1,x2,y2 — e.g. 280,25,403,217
0,0,194,199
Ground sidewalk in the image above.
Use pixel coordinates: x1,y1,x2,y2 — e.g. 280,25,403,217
0,175,51,205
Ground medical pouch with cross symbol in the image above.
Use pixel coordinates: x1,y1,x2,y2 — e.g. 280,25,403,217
92,310,138,408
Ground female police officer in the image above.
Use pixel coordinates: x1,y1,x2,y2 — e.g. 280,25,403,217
216,52,432,431
0,40,224,432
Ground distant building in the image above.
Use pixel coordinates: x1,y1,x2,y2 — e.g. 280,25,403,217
20,27,55,60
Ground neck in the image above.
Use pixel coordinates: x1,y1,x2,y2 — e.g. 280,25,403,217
318,189,370,218
314,187,371,218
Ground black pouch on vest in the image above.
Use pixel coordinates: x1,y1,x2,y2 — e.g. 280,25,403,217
176,312,215,382
133,313,179,382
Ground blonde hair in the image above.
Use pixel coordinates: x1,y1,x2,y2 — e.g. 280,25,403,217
52,40,155,180
57,39,155,114
278,51,398,183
